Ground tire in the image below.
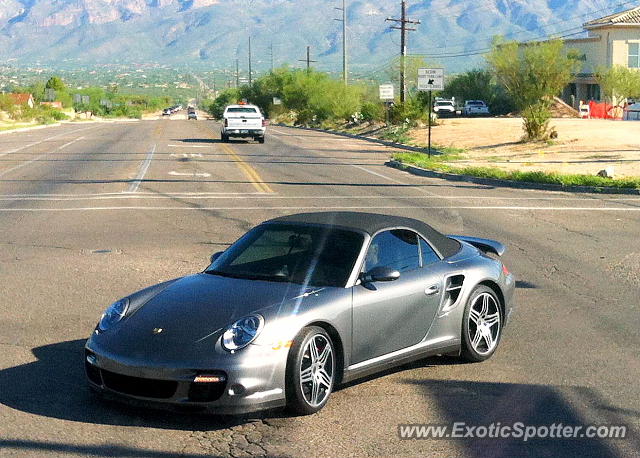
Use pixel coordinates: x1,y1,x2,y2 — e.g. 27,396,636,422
258,136,265,144
285,326,336,415
460,285,503,363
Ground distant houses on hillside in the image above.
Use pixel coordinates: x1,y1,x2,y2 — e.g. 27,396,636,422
7,93,34,108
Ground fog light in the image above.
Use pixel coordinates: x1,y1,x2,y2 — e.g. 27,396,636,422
194,374,226,383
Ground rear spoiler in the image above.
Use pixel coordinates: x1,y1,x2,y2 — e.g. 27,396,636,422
448,235,506,257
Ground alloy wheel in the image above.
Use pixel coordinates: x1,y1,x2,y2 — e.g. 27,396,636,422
467,292,501,355
299,334,334,407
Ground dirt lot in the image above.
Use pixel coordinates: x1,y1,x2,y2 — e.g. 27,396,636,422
409,117,640,177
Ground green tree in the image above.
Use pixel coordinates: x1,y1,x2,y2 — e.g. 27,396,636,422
207,89,241,118
487,38,581,140
385,56,430,96
45,76,67,92
443,69,515,115
596,65,640,105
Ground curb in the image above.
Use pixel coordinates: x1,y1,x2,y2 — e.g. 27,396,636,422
273,123,440,155
0,118,143,136
386,160,640,196
0,123,63,136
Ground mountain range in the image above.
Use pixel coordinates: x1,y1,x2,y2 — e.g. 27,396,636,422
0,0,632,74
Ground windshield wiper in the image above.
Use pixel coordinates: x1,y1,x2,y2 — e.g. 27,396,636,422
205,270,291,282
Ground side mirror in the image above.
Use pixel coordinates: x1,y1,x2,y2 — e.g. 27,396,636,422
361,266,401,283
210,251,224,263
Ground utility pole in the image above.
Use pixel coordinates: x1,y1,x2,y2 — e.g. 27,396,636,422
235,59,240,88
334,0,348,85
386,1,420,103
270,42,274,72
298,46,317,72
248,36,253,87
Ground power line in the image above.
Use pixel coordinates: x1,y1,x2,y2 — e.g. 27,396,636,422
414,28,588,59
334,0,348,85
386,0,421,103
298,46,318,71
416,0,640,53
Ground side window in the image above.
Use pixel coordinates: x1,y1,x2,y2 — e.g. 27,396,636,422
364,230,420,273
419,237,441,266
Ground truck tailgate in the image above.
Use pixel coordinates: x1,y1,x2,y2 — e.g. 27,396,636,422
226,115,262,130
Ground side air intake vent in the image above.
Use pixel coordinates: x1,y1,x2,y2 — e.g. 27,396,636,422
443,275,465,310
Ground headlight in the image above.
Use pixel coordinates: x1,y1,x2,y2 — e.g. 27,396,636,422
97,298,129,332
221,315,264,351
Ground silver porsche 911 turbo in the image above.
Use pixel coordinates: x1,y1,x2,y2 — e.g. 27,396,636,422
85,212,515,415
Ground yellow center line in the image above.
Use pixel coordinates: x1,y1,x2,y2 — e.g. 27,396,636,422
219,143,274,194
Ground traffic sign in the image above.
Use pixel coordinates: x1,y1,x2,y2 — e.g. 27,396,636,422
379,84,395,100
418,68,444,91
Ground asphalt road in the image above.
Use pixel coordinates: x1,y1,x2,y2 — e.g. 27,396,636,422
0,119,638,458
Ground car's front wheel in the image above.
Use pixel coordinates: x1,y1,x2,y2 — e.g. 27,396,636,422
286,326,335,415
461,285,502,362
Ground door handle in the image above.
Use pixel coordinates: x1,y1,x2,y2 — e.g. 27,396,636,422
425,285,440,296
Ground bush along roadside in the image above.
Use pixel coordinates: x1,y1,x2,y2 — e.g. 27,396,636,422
392,152,640,190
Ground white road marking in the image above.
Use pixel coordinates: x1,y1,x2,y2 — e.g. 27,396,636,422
1,206,639,212
170,153,203,158
350,165,408,185
1,194,639,202
126,144,156,193
0,136,86,178
168,171,211,178
269,128,293,135
0,126,97,158
167,144,213,148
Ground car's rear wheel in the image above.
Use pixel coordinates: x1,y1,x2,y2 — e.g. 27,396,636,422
286,326,335,415
258,136,265,144
461,285,502,362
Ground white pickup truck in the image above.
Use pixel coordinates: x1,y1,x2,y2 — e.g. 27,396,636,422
221,104,266,143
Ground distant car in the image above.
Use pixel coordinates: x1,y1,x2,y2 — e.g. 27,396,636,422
221,103,266,143
162,108,172,116
85,211,515,415
464,100,490,116
188,111,197,121
433,99,456,117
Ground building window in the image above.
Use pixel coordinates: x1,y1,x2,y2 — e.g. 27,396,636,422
629,43,640,68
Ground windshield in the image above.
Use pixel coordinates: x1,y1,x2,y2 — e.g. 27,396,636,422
227,107,258,113
206,224,364,287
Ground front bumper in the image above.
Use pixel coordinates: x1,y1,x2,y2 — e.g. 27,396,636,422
84,341,287,414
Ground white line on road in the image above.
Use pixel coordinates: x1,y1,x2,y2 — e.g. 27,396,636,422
168,171,211,178
1,206,640,212
350,165,409,185
126,144,156,193
269,128,293,135
0,136,86,178
170,153,203,158
0,125,97,158
1,194,639,202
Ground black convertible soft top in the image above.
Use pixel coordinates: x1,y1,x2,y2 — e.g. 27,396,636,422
268,212,461,258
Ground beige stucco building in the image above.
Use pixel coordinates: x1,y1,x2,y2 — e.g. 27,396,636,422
561,6,640,107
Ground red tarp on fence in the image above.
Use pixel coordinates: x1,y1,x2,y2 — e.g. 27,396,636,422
588,101,623,120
